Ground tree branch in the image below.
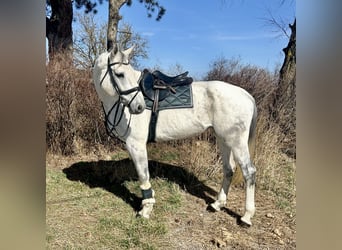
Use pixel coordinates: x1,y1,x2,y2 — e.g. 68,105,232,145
261,8,290,39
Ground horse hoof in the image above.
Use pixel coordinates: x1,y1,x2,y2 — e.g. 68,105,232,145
138,202,154,219
209,200,226,212
209,203,221,212
240,216,252,226
137,210,150,219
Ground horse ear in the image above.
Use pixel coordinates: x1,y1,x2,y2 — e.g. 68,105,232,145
123,45,135,58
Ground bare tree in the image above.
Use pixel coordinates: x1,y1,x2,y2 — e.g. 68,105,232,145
46,0,165,59
73,13,107,69
261,1,296,156
261,8,291,39
272,18,296,157
117,22,149,68
107,0,127,52
107,0,165,52
73,13,149,69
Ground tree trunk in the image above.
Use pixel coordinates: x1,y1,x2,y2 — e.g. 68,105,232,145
107,0,127,52
278,19,296,102
46,0,73,59
272,18,296,157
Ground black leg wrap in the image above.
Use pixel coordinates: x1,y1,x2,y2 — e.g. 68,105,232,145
141,188,153,199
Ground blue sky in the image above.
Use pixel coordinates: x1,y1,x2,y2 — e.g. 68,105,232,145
76,0,295,77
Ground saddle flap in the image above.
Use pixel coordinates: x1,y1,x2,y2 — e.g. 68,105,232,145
140,69,171,101
140,69,157,101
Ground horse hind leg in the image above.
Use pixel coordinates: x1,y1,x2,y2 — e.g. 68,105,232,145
210,141,235,211
232,144,256,226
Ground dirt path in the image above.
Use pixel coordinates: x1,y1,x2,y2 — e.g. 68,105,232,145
46,152,295,249
166,189,295,249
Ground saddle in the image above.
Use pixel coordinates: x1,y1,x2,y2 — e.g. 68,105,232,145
140,69,193,105
139,69,193,142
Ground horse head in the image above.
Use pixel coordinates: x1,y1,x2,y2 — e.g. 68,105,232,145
93,45,146,114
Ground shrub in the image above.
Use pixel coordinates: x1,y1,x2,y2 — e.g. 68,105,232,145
46,55,76,155
46,53,118,155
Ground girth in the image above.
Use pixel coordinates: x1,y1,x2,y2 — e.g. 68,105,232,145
139,69,193,142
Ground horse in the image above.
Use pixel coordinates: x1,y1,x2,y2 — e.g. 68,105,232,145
92,46,258,226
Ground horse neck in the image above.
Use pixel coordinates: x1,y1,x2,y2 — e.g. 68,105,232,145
104,100,134,140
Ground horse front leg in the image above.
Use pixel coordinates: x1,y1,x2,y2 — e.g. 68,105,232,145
126,141,155,219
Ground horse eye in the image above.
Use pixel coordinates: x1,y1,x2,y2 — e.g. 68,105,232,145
115,73,124,78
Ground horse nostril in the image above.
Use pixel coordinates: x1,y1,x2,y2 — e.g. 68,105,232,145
137,104,143,112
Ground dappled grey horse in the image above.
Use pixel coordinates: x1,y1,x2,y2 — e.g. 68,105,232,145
93,46,257,225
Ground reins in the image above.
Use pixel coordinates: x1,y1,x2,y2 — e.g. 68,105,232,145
101,98,132,139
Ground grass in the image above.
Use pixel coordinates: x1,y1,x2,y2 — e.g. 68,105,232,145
46,166,182,249
46,134,296,249
253,118,296,217
111,150,129,161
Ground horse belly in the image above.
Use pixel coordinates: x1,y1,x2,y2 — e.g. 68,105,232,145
154,84,212,141
154,109,210,141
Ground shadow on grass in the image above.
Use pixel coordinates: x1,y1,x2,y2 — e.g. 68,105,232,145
63,159,217,212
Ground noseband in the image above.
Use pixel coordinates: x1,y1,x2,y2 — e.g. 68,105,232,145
99,57,143,139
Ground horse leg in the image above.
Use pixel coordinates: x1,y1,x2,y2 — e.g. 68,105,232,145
125,141,155,219
210,141,235,211
232,144,256,226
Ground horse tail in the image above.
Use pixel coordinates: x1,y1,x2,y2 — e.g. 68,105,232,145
248,101,257,159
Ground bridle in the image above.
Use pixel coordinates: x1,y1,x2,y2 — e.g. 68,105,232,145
100,57,141,102
99,57,143,139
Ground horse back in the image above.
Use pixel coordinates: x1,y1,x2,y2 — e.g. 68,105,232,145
153,80,256,142
194,80,256,111
196,80,256,136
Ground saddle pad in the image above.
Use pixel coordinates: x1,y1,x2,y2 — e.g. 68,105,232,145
144,84,193,110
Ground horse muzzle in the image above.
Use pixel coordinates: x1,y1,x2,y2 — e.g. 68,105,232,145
129,102,146,114
128,93,146,114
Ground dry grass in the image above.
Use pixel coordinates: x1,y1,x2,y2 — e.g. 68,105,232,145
46,147,295,249
46,164,182,249
254,115,296,217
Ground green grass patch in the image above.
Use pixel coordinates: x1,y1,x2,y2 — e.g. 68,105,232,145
147,144,180,164
46,167,182,249
111,150,129,161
